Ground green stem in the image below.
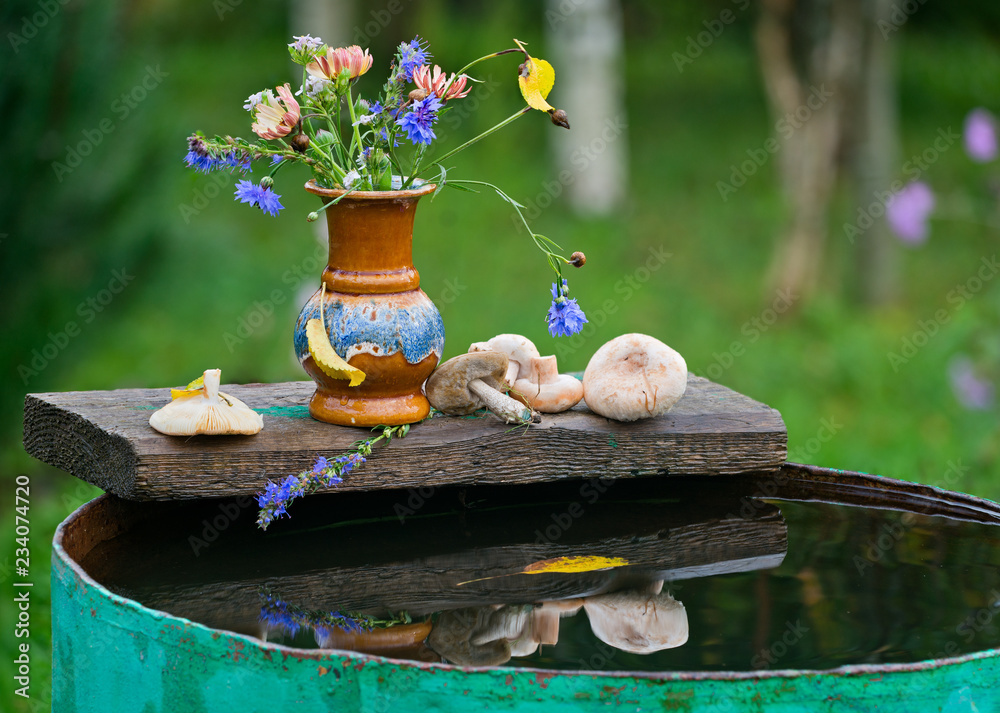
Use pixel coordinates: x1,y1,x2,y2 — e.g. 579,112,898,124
346,85,366,171
418,107,530,176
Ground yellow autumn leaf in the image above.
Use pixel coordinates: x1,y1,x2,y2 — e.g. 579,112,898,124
521,556,629,575
457,555,629,586
171,375,206,400
306,318,366,387
518,57,556,112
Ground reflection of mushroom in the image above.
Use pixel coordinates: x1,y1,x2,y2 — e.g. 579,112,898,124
429,603,578,665
469,334,540,388
512,355,584,413
149,369,263,436
583,334,688,421
426,352,539,424
582,590,688,654
428,606,532,666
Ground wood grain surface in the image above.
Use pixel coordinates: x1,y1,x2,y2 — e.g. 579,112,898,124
24,375,786,501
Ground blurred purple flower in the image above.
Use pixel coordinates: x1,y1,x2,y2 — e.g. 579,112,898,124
886,181,935,245
948,356,994,411
963,108,998,163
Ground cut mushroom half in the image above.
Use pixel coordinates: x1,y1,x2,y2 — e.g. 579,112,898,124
512,355,584,413
426,351,539,425
149,369,263,436
582,589,688,654
469,334,540,389
583,333,688,421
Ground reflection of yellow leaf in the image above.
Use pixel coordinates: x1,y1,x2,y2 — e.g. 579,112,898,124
457,555,628,586
307,318,366,387
522,556,629,574
171,375,205,400
518,57,555,112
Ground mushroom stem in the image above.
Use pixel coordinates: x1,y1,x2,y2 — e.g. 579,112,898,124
469,378,538,424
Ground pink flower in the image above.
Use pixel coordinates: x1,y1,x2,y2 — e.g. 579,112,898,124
412,64,471,101
251,84,301,140
964,108,997,163
307,45,373,81
886,181,935,245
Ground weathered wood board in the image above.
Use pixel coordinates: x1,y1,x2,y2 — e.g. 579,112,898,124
24,375,786,501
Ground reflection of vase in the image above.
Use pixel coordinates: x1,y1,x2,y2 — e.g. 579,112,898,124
293,180,444,427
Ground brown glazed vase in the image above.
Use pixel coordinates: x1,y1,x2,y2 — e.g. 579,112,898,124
293,180,445,427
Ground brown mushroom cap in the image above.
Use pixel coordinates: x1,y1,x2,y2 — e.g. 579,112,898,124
512,355,584,413
583,591,688,654
425,352,509,415
582,334,688,421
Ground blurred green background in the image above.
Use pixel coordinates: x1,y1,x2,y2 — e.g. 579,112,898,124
2,0,1000,708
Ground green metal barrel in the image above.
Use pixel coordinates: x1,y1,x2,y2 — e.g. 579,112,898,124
52,468,1000,712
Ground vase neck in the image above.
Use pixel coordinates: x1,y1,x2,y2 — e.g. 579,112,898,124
321,195,423,294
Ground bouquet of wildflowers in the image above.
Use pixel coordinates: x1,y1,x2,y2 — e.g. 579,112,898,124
185,35,588,337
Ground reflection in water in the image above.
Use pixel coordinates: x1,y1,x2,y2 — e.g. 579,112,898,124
80,473,1000,672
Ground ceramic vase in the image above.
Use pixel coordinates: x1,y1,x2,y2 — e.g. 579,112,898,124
293,180,445,427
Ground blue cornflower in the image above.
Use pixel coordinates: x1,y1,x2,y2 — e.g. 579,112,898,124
546,280,588,337
397,37,430,82
184,151,215,173
234,180,284,216
397,96,441,146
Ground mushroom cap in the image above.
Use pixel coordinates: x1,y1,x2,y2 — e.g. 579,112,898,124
425,351,509,415
582,334,687,421
469,334,540,387
512,355,584,413
428,606,532,666
583,591,688,654
149,369,263,436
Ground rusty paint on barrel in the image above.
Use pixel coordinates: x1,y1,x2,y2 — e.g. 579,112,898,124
51,469,1000,712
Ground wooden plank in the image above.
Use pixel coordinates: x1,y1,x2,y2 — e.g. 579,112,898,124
23,375,786,501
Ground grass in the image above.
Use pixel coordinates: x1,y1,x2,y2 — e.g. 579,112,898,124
2,5,1000,709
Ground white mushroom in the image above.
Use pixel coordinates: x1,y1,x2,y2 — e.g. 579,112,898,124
583,590,688,654
582,334,687,421
469,334,540,388
512,355,584,413
149,369,263,436
425,352,539,424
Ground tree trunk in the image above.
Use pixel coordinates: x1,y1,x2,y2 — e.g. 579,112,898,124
546,0,628,216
